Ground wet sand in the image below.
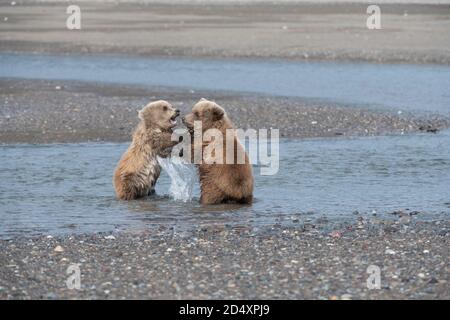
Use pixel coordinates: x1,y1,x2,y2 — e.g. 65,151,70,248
1,2,450,64
0,217,449,299
0,78,447,144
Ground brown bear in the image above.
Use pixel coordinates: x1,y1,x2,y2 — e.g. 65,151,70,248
182,99,253,205
113,100,180,200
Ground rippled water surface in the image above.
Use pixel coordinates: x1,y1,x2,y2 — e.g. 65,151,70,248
1,132,449,239
1,53,450,113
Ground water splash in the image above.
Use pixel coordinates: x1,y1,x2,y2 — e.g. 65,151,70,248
157,156,197,202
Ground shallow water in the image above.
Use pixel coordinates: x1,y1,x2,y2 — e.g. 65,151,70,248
1,132,449,239
1,53,450,113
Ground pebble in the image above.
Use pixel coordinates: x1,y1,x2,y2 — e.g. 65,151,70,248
53,245,64,253
45,292,57,299
385,249,396,255
329,231,342,238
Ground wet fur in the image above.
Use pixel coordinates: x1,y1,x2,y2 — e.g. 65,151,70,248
184,100,254,205
114,101,179,200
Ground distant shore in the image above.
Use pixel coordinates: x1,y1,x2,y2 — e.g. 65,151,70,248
0,78,447,144
1,2,450,64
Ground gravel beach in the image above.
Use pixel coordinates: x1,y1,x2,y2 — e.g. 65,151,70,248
0,217,449,300
1,78,447,144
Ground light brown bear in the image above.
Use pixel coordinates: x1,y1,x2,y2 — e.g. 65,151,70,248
182,99,253,205
114,100,180,200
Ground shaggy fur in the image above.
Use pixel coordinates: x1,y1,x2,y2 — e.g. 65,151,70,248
114,100,179,200
183,99,254,205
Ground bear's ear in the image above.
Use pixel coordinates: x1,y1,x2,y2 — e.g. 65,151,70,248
199,97,207,102
212,104,224,121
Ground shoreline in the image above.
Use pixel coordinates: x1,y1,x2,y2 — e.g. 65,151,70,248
0,218,449,299
1,2,450,65
1,78,448,144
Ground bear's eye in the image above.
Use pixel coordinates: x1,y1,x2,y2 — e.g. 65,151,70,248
194,112,200,117
163,106,168,111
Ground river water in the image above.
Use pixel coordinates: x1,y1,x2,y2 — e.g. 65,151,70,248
1,53,449,114
1,53,449,238
1,132,449,239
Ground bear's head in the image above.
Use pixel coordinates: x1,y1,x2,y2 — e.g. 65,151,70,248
183,98,226,132
138,100,180,131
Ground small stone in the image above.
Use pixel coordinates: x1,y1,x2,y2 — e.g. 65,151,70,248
428,277,438,284
45,292,57,299
398,216,411,224
438,230,448,236
385,249,396,255
104,235,116,240
384,226,398,233
418,273,425,278
329,230,342,238
54,245,64,253
340,294,352,300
